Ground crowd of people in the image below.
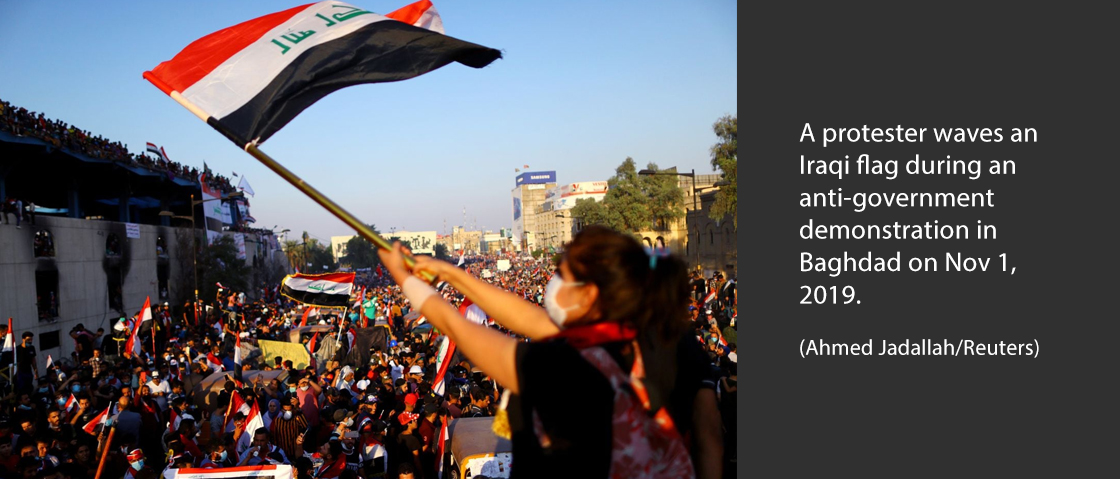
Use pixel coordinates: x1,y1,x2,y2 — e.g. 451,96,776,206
0,229,737,479
0,98,237,196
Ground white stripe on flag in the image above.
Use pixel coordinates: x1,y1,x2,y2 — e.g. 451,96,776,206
182,3,393,121
284,276,353,296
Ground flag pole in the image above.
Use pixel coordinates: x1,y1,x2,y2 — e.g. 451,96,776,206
94,423,116,479
163,91,435,283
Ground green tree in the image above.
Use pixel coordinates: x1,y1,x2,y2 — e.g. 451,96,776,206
570,157,684,233
709,115,737,228
640,165,685,231
433,243,450,261
341,225,381,269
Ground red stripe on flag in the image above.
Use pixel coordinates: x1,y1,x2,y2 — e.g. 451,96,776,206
387,0,433,25
289,272,356,283
144,3,315,95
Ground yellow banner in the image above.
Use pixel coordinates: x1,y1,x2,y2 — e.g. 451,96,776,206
257,340,310,371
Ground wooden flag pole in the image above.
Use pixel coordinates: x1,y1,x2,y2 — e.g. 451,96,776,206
242,142,435,283
163,90,434,283
94,424,116,479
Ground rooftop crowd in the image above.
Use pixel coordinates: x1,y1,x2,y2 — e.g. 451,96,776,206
0,98,237,196
0,238,736,479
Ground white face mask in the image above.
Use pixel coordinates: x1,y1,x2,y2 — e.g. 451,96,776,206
282,410,293,420
543,275,584,328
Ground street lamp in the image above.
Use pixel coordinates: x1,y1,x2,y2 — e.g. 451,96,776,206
159,190,244,325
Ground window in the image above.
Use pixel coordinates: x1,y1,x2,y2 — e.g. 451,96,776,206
157,262,170,302
34,229,55,257
35,270,60,321
709,229,715,245
107,266,123,313
655,236,666,249
39,330,60,351
642,237,653,248
106,233,121,256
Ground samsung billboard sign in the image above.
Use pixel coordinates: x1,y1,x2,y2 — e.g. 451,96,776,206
516,171,556,186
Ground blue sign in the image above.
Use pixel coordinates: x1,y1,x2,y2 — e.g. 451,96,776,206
516,171,556,186
512,197,522,220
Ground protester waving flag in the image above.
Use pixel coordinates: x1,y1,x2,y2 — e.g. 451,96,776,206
124,297,152,358
282,272,355,307
63,394,78,416
142,0,500,147
82,405,112,435
237,401,266,454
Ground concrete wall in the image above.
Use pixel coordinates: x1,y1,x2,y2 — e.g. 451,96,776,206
0,215,189,372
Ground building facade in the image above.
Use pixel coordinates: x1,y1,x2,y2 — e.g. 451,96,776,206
511,171,556,251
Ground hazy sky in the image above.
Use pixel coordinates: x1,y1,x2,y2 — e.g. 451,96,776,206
0,0,736,243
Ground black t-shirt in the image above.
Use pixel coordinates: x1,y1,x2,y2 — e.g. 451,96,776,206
510,340,614,478
511,334,712,479
16,343,35,373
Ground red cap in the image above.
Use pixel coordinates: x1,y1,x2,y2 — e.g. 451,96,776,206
404,393,418,406
127,449,144,462
398,412,419,425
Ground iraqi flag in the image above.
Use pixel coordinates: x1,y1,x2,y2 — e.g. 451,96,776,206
431,335,456,397
703,290,717,305
299,306,320,327
82,405,112,435
236,401,266,455
167,465,294,479
45,354,55,370
435,420,449,476
458,298,489,326
63,394,78,416
168,407,181,437
225,391,252,433
124,297,153,358
207,352,225,372
142,0,500,147
282,272,355,307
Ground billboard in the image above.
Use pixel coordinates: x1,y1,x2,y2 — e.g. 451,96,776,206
511,187,523,243
200,181,224,244
515,171,556,186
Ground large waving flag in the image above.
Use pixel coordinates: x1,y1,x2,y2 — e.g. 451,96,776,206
142,0,500,147
282,273,355,307
124,297,152,358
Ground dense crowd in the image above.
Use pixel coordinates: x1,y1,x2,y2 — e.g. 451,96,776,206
0,248,736,479
0,98,236,195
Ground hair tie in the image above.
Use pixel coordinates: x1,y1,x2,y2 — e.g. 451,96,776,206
644,246,670,270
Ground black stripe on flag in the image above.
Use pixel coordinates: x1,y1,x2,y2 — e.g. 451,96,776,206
217,20,501,145
281,284,352,307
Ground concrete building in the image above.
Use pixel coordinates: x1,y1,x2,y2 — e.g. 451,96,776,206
687,188,737,278
0,126,283,373
511,171,557,251
387,230,438,255
532,181,607,251
330,235,356,263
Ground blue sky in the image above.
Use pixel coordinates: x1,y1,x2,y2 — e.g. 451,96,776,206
0,0,736,242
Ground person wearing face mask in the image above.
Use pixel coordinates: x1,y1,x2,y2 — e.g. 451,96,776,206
266,394,308,460
201,442,235,468
123,448,155,479
380,225,720,479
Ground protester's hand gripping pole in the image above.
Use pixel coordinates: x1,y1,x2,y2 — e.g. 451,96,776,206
93,421,116,479
162,91,435,283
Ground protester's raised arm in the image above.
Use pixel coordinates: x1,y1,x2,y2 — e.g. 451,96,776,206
412,255,559,340
382,244,522,394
